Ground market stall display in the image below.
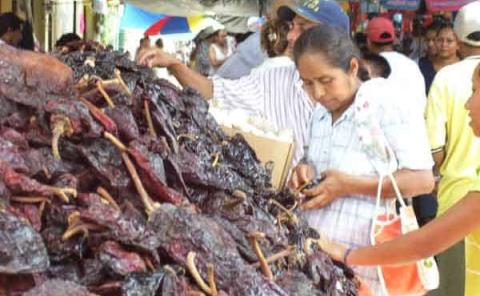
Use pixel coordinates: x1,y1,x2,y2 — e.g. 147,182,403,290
0,43,358,295
209,106,295,189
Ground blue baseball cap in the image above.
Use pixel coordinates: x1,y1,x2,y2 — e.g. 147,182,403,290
278,0,350,33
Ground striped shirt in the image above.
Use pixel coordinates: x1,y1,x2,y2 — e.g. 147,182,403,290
303,79,433,295
212,61,314,167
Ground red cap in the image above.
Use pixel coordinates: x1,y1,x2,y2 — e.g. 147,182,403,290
367,17,395,43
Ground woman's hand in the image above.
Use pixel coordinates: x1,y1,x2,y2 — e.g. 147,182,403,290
137,48,180,68
301,170,349,209
288,163,316,190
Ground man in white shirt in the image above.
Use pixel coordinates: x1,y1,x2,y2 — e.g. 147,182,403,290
366,17,427,115
138,0,350,168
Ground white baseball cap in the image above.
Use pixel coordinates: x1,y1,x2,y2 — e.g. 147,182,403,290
454,1,480,47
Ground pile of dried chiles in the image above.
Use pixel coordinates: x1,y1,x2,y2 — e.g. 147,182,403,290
0,42,358,296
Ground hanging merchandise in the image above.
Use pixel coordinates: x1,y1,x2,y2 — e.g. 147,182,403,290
381,0,420,11
426,0,476,11
361,0,381,13
93,0,108,14
97,0,123,49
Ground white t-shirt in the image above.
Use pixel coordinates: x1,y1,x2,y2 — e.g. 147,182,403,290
211,43,233,68
381,51,427,115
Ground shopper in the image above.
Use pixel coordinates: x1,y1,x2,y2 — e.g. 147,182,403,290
408,18,426,61
431,23,460,77
411,21,444,229
412,21,456,231
418,21,442,94
55,32,81,49
215,0,291,79
361,53,391,79
134,36,150,63
289,25,434,295
318,61,480,296
257,18,291,69
155,38,163,50
0,12,23,47
137,0,350,169
215,29,266,79
424,2,480,295
190,27,215,76
208,29,233,72
366,17,426,115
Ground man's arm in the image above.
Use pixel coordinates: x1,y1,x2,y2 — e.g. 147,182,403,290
138,48,214,99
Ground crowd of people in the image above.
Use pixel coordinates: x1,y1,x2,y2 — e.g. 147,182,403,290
0,11,84,52
137,0,480,295
1,1,480,295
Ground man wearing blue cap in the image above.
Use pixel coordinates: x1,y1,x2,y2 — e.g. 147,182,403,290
278,0,350,48
216,0,350,79
138,0,349,178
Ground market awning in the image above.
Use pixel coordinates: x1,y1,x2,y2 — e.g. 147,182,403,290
120,3,165,30
124,0,265,17
144,16,224,36
121,3,251,34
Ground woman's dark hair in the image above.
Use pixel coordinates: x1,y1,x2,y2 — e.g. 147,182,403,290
55,33,81,47
18,21,34,50
425,20,442,34
155,38,163,49
261,19,289,57
354,32,368,55
362,53,391,78
436,22,454,36
209,30,223,42
0,12,23,36
294,25,369,81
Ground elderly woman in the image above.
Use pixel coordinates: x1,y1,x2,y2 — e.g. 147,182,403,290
319,62,480,296
289,25,434,294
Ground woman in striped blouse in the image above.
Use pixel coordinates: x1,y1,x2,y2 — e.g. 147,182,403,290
288,25,435,294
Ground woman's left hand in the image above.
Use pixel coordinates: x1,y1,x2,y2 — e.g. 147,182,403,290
301,170,349,210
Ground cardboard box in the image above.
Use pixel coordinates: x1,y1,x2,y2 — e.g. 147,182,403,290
222,126,295,189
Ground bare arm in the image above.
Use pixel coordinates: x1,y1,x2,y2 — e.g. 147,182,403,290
342,169,435,199
319,191,480,265
138,48,214,99
348,192,480,265
168,61,214,99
